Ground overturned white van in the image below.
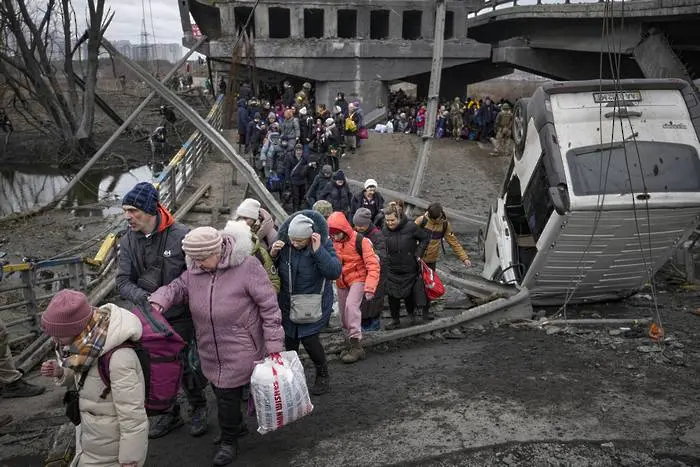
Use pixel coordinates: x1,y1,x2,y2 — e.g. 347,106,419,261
479,79,700,306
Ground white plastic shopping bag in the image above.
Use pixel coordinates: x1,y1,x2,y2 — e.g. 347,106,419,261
250,350,314,434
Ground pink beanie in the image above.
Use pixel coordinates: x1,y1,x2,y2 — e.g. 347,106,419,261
182,226,223,260
41,290,94,338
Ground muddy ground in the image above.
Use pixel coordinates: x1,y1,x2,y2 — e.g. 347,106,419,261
1,129,700,466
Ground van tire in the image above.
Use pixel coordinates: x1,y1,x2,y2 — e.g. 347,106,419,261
513,98,529,159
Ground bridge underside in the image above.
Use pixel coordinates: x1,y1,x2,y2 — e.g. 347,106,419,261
467,11,700,83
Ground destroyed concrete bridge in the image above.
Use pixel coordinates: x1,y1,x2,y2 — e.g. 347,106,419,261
179,0,700,106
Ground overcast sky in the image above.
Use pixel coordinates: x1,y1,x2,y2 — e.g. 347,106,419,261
72,0,185,46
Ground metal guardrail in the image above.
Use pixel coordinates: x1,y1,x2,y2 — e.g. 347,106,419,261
469,0,611,17
0,95,225,343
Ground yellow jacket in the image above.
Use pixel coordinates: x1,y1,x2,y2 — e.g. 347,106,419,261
415,214,469,264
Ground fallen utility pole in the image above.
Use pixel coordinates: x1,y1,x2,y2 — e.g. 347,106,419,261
0,35,209,224
540,318,652,326
406,0,446,218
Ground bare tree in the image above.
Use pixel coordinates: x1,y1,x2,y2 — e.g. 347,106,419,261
0,0,113,158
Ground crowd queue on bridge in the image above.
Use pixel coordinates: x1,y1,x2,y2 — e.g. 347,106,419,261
0,167,474,466
0,79,515,466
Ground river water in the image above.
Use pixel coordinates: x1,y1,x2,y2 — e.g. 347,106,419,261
0,164,164,217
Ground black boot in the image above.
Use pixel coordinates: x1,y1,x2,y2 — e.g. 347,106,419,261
310,364,330,395
408,313,418,326
422,306,435,322
213,441,238,466
1,379,45,398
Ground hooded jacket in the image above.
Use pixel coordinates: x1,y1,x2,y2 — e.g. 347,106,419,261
56,304,147,467
415,213,469,264
149,234,284,389
280,117,300,142
276,210,342,339
306,172,332,206
116,205,189,320
327,212,380,294
320,177,352,215
223,220,280,292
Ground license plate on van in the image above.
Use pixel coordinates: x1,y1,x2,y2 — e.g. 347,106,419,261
593,91,642,103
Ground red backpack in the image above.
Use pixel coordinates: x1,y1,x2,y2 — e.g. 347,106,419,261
97,306,185,414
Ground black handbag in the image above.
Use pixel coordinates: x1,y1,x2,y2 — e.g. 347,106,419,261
63,371,88,426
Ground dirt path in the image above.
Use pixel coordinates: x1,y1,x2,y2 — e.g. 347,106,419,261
341,134,508,217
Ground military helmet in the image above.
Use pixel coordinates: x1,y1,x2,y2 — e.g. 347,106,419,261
502,103,511,110
303,82,311,90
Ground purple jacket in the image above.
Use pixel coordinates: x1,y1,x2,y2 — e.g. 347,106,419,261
150,234,284,389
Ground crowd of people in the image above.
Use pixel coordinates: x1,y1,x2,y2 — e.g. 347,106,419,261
233,81,372,213
0,176,475,466
382,89,515,151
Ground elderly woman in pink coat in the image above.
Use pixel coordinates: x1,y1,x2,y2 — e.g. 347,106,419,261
149,226,284,466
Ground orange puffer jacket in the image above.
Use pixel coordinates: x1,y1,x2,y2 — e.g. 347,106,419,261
327,212,380,294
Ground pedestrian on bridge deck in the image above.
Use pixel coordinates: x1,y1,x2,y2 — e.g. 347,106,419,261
353,208,388,333
327,212,380,363
415,203,472,321
271,211,341,395
116,182,209,440
233,198,278,251
382,201,430,330
40,290,148,467
150,227,284,466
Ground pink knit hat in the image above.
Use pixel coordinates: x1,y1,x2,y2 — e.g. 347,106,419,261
41,290,94,338
182,226,223,260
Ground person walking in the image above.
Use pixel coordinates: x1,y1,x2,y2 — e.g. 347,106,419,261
350,178,385,224
270,212,341,395
116,182,208,439
352,208,387,332
223,220,281,292
306,165,333,208
415,203,471,320
382,202,430,330
233,198,278,250
327,212,380,363
149,227,284,466
40,290,148,467
320,170,352,218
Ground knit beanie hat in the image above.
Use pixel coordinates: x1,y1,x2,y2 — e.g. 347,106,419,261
312,200,333,218
333,170,346,181
235,198,261,220
41,290,94,338
122,182,159,215
288,214,315,239
321,165,332,177
364,179,378,190
353,208,373,228
182,226,223,260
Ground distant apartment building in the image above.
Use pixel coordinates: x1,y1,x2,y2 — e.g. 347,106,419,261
99,40,183,63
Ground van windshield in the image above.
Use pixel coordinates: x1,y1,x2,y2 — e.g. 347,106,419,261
566,141,700,196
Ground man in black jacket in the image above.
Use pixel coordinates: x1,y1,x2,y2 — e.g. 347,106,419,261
305,164,333,207
117,182,208,439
